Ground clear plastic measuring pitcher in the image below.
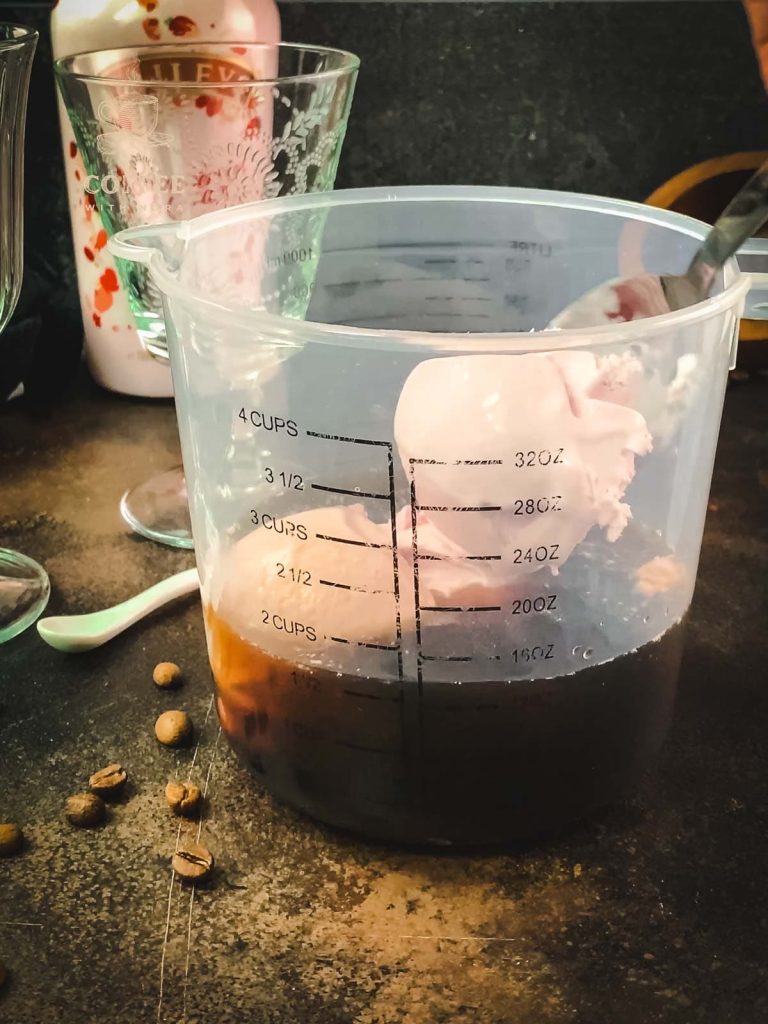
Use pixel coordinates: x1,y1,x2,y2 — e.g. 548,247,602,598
112,186,748,845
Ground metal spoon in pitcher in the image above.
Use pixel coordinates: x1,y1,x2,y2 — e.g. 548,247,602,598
550,159,768,329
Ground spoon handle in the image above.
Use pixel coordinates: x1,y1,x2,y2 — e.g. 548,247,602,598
106,568,200,633
37,567,200,652
689,157,768,290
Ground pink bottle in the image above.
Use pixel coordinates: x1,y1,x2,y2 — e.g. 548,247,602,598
51,0,280,397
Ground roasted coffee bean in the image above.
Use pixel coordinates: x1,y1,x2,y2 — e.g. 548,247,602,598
65,793,106,828
165,781,202,817
88,763,127,797
172,841,213,882
153,662,183,689
155,710,193,748
0,823,23,857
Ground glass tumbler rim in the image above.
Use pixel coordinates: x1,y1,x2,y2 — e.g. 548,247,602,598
0,24,39,51
53,40,360,90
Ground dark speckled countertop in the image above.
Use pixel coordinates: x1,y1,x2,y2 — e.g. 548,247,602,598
1,371,768,1024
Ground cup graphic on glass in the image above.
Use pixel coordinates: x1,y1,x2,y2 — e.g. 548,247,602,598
55,42,359,547
95,95,173,156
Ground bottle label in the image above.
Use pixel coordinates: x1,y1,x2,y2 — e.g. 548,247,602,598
105,52,255,84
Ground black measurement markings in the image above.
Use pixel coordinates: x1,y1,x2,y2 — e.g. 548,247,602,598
311,483,390,501
306,430,390,448
411,458,503,514
418,553,501,562
420,605,501,613
420,654,502,663
383,276,440,284
343,688,403,703
308,428,403,682
329,636,400,652
319,579,394,596
308,432,391,499
387,445,404,681
416,504,501,512
316,532,392,550
420,654,474,663
409,470,424,695
325,280,376,293
424,295,493,303
409,455,508,678
324,277,435,289
409,458,503,466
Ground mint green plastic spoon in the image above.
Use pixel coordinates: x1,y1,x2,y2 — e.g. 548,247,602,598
37,568,199,653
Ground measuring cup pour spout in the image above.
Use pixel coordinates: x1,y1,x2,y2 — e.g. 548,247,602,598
110,222,188,272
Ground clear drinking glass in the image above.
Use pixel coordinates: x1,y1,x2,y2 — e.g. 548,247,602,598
55,42,359,548
0,24,50,644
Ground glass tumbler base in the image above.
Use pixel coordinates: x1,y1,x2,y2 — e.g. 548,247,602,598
120,465,194,550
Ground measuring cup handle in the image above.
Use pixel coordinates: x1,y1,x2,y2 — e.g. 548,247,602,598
108,223,187,267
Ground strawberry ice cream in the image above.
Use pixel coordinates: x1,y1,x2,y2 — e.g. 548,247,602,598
394,351,652,582
209,504,401,663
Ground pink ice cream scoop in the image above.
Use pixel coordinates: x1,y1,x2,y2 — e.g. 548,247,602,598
394,351,652,584
548,274,671,330
210,504,402,662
